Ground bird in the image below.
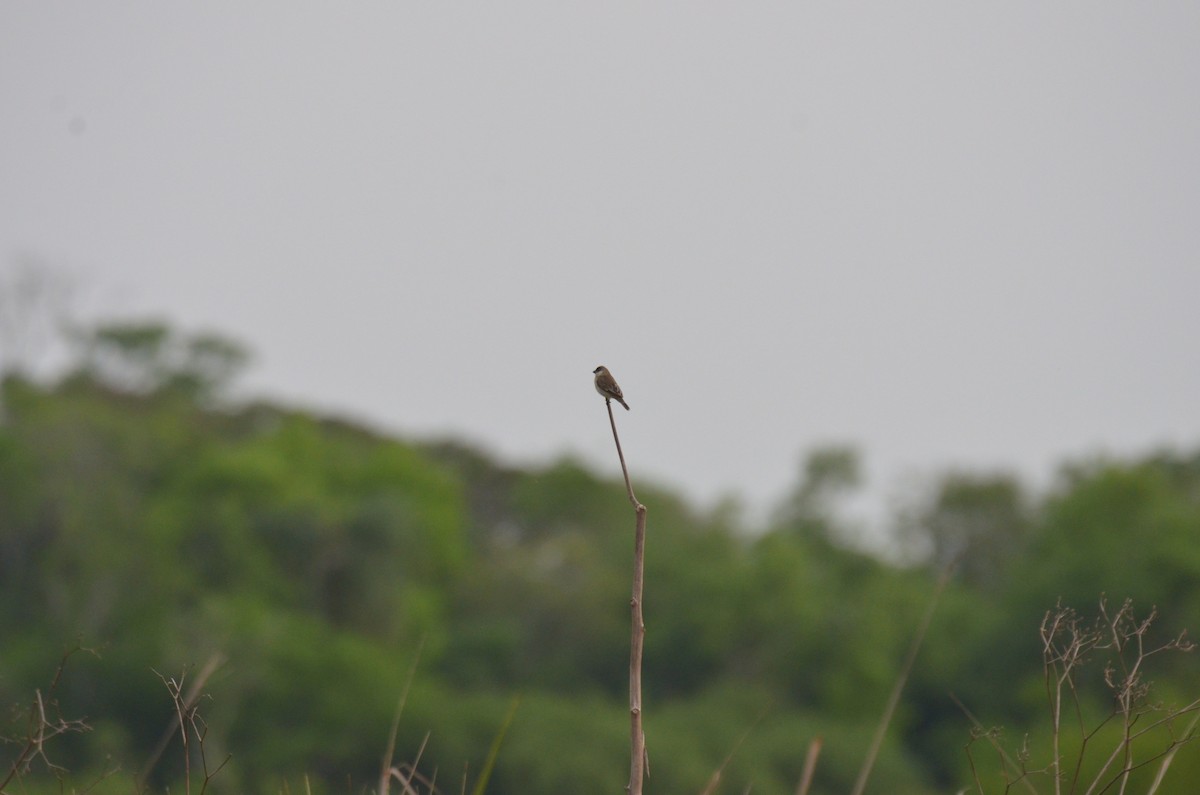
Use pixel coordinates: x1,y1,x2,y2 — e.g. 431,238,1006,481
593,365,630,410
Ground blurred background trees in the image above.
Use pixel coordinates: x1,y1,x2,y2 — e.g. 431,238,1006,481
2,275,1199,793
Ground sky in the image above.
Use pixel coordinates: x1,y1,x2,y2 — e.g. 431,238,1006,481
2,4,1199,539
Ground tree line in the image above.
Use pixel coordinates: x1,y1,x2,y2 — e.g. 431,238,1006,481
2,320,1199,794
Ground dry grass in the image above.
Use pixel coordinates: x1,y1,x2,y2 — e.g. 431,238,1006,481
601,394,648,794
0,645,101,793
961,598,1200,795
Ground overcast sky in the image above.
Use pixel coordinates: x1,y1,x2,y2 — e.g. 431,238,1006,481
3,4,1199,535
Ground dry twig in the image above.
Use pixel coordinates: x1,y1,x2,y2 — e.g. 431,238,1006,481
962,598,1198,795
602,394,649,794
137,652,226,793
794,736,823,795
0,646,99,792
379,641,425,795
850,561,954,795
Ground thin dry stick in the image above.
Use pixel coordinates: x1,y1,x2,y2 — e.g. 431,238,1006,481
0,647,95,792
794,736,823,795
698,712,765,795
850,563,954,795
605,397,648,795
137,652,226,793
1146,708,1200,795
379,639,425,795
388,731,432,795
951,694,1040,795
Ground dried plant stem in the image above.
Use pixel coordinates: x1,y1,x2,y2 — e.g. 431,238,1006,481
605,398,648,794
629,502,648,793
850,563,953,795
379,640,424,795
1147,708,1200,795
607,398,638,508
138,652,226,793
0,646,96,792
698,711,764,795
953,694,1040,795
794,736,823,795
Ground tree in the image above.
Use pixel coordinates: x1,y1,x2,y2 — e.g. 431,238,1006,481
74,320,248,402
0,256,76,380
1020,453,1200,631
897,472,1029,590
773,445,862,542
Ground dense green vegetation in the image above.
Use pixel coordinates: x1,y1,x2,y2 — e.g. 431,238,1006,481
3,322,1200,794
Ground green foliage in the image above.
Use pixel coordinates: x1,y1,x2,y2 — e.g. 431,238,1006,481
1024,455,1200,627
898,472,1030,590
774,445,863,540
152,413,468,642
4,329,1200,795
75,320,249,401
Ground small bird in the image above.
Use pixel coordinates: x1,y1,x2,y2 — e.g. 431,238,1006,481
593,365,630,410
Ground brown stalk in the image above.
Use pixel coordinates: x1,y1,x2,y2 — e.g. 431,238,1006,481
137,652,226,793
0,646,96,792
604,397,648,794
849,562,953,795
794,736,823,795
379,640,424,795
698,711,765,795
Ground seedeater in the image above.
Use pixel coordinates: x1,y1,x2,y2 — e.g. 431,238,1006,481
593,365,630,410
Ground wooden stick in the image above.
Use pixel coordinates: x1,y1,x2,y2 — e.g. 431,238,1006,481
606,398,648,794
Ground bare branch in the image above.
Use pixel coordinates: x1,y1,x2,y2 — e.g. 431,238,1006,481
603,396,649,794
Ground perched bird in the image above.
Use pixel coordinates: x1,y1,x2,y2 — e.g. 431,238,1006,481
593,365,630,410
